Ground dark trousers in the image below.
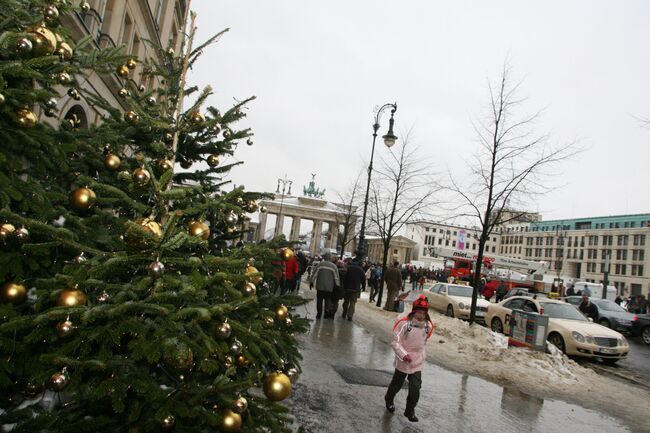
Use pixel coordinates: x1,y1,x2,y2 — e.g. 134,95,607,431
385,370,422,415
341,291,359,319
369,279,379,300
316,290,333,318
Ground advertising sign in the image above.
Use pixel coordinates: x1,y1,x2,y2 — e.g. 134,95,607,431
507,310,549,352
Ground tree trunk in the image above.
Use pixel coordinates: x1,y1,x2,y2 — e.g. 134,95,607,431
376,240,391,308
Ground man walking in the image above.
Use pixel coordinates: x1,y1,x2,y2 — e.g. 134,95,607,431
341,258,366,321
310,252,340,319
384,261,403,311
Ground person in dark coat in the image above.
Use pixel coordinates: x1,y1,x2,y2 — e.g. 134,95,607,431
579,293,598,321
384,261,403,311
495,280,507,302
341,259,366,321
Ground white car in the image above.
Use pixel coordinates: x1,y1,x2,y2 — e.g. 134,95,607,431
424,282,491,322
485,296,630,363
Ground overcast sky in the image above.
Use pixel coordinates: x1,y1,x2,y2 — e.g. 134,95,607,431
188,0,650,223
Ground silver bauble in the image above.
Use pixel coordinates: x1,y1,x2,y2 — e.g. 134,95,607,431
147,260,165,278
229,339,243,356
226,211,238,225
286,367,300,384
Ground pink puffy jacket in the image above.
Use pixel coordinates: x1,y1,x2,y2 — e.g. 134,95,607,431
391,315,435,374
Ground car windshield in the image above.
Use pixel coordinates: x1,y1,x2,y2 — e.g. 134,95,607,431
593,299,627,312
447,285,474,297
539,302,588,321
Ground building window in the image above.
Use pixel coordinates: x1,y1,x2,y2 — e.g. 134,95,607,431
393,249,398,254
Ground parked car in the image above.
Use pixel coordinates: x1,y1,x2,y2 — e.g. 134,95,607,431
502,287,548,300
631,314,650,345
485,296,630,364
424,282,491,322
563,296,636,334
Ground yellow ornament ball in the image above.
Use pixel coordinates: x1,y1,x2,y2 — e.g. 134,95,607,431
188,221,210,240
56,289,87,307
190,111,205,124
245,266,262,284
126,58,137,69
263,372,292,401
132,168,151,186
243,282,256,297
16,109,37,128
1,223,16,244
124,110,139,124
116,64,130,77
206,154,220,168
104,154,121,171
219,409,242,433
280,248,294,261
275,304,289,321
70,187,96,211
29,25,57,55
56,41,73,60
158,159,173,171
1,282,27,305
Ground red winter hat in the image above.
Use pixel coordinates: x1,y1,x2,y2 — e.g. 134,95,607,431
412,295,429,312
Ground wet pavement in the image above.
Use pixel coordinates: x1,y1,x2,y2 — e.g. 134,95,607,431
287,297,635,433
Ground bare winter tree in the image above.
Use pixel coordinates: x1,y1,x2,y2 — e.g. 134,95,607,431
448,64,579,324
334,170,364,259
368,130,439,308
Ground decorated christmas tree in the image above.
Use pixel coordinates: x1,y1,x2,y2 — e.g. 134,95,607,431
0,2,306,432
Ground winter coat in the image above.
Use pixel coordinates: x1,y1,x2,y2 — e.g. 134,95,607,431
283,255,299,280
310,260,340,293
391,315,434,374
343,263,366,295
385,267,402,291
579,301,598,321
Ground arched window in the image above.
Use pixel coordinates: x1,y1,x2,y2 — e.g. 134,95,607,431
63,105,89,129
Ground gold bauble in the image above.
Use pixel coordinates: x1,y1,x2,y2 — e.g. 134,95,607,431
236,354,249,367
1,282,27,305
134,218,162,237
126,58,137,69
190,111,205,124
124,218,163,250
16,109,37,128
104,154,121,171
48,370,69,391
44,5,60,22
275,305,289,321
206,154,220,168
80,1,91,12
158,159,173,171
161,415,175,431
219,409,242,433
244,266,262,284
216,322,232,339
56,42,73,60
224,355,234,368
1,223,16,234
281,248,294,261
124,110,139,124
263,372,292,401
56,319,76,338
70,187,96,210
264,317,274,327
58,71,72,85
260,206,267,213
243,282,256,297
188,221,210,240
29,26,57,55
56,289,87,307
118,88,128,98
132,168,151,186
246,200,258,212
116,65,129,77
232,396,248,414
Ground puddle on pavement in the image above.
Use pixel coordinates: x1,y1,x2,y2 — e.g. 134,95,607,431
288,312,635,433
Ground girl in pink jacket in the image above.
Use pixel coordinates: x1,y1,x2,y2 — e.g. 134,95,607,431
384,295,435,422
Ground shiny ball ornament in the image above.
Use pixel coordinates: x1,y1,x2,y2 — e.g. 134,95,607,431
72,253,87,264
246,138,253,146
67,88,80,100
45,97,58,109
232,396,248,414
138,84,145,93
56,319,76,338
124,110,139,124
167,47,175,56
216,322,231,339
263,372,292,402
126,58,137,69
275,305,289,322
179,160,191,169
15,37,33,55
1,282,27,305
206,154,220,167
224,355,234,368
158,159,173,171
70,187,96,211
260,206,267,213
56,42,73,60
80,1,91,12
236,354,249,367
286,367,300,384
145,96,156,106
16,109,37,128
225,212,238,226
134,218,162,237
161,415,175,431
190,111,205,124
246,200,258,212
285,318,293,327
118,88,128,98
44,109,56,117
0,93,4,104
30,26,57,55
97,291,110,303
58,72,72,85
244,266,262,284
132,168,151,186
188,221,210,240
229,339,243,356
104,154,121,171
219,409,242,433
117,170,131,182
48,370,69,391
164,132,174,142
243,282,256,297
0,224,15,244
235,197,244,205
44,5,60,22
264,316,274,327
56,289,87,307
223,129,232,139
116,64,129,78
281,248,294,261
14,227,30,242
147,260,165,278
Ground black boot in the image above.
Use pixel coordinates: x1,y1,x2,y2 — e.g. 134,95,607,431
384,399,395,413
404,411,418,422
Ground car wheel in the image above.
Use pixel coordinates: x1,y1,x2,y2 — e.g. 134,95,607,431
446,305,454,318
547,333,566,353
598,318,611,328
491,317,504,334
642,327,650,345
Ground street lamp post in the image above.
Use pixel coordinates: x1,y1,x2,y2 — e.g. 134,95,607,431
275,174,292,238
356,103,398,262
